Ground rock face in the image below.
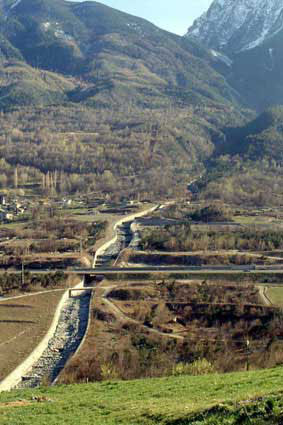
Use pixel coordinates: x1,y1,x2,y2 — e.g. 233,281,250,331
187,0,283,54
187,0,283,110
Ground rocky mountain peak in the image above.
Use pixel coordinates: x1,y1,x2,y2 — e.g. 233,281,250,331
187,0,283,54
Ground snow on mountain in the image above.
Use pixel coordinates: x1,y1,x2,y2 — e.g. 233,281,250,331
10,0,22,10
0,0,22,19
210,49,233,67
187,0,283,54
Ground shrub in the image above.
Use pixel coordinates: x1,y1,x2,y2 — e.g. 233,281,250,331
173,359,216,376
101,363,119,380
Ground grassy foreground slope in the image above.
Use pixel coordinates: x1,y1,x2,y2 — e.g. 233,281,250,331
1,368,283,424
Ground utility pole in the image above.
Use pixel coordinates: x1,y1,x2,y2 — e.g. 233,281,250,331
80,239,83,255
246,338,250,372
14,166,18,189
21,261,24,287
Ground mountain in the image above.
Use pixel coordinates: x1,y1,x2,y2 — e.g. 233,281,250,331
215,106,283,162
187,0,283,111
0,0,251,200
193,105,283,206
187,0,283,55
0,0,240,109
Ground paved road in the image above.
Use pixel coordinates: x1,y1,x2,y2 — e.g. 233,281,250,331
74,265,283,275
4,264,283,275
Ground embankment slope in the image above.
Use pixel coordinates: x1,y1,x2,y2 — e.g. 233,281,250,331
1,367,283,424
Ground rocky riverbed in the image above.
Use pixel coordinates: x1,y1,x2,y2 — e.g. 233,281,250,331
17,291,91,388
95,222,134,267
16,215,142,388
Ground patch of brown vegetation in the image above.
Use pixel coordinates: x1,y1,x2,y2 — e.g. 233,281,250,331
128,251,274,267
59,278,283,383
0,400,32,408
0,396,52,408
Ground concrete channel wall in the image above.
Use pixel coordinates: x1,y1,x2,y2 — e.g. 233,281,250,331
93,204,159,267
0,204,158,392
0,279,84,392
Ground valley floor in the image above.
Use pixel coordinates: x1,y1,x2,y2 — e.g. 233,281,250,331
3,200,283,424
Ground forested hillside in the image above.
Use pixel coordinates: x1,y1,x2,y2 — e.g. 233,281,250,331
195,107,283,206
0,0,252,198
0,104,245,199
0,0,282,202
216,106,283,162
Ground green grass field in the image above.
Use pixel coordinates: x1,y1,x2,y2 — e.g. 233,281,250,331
266,287,283,306
1,367,283,424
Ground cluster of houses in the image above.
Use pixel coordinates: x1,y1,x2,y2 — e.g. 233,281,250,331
0,194,27,222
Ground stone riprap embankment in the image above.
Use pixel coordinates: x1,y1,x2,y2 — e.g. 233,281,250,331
0,204,159,391
0,280,91,391
17,291,90,388
93,205,158,267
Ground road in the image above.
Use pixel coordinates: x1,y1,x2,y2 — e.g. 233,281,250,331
257,286,273,306
4,264,283,276
73,265,283,275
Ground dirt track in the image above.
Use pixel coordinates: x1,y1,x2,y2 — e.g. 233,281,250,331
100,282,184,340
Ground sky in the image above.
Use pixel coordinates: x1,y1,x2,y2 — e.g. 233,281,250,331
73,0,213,35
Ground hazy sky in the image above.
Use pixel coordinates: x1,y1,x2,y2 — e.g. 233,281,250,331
75,1,213,35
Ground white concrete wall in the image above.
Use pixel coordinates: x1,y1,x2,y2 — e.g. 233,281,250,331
0,205,158,392
93,205,158,267
0,279,84,392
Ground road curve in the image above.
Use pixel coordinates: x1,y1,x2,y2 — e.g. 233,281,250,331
257,286,273,306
